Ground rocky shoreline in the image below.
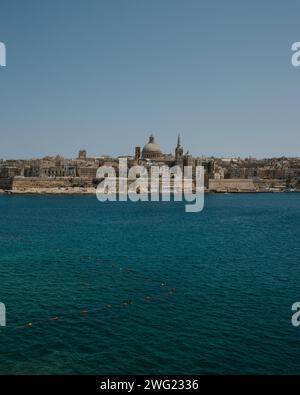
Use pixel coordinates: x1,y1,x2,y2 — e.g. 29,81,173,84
0,188,298,195
0,187,97,195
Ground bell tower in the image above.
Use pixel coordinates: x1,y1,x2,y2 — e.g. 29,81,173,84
175,134,183,163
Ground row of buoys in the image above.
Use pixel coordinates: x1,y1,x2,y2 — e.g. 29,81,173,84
8,287,177,331
3,260,177,331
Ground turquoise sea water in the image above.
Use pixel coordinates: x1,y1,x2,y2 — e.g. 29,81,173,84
1,194,300,374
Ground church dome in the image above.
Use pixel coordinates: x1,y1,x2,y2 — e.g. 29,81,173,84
142,134,162,158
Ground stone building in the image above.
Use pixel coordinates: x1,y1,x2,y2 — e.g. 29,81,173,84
175,134,184,164
141,134,163,160
78,150,87,160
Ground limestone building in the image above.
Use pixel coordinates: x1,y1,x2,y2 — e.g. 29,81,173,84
141,134,163,160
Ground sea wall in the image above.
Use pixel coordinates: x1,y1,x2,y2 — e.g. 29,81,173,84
209,179,256,192
1,176,287,194
209,178,286,192
10,177,95,193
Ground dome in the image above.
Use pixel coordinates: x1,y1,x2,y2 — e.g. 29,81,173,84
143,142,161,153
142,134,162,158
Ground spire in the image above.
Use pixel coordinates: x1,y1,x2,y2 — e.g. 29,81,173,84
175,133,183,161
177,134,181,147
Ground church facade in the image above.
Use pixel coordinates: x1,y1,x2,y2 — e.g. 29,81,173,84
134,133,191,167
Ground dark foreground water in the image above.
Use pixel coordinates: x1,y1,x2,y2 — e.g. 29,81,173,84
0,194,300,374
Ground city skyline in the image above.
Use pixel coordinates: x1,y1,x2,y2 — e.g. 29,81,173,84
1,131,300,161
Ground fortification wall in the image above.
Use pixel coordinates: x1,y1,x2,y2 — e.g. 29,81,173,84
209,179,257,192
11,177,95,192
209,178,286,192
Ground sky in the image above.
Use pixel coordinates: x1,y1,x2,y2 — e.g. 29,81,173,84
0,0,299,159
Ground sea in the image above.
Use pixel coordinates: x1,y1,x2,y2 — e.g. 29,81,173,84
0,193,300,374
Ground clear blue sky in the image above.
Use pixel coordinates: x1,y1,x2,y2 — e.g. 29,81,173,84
0,0,299,159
